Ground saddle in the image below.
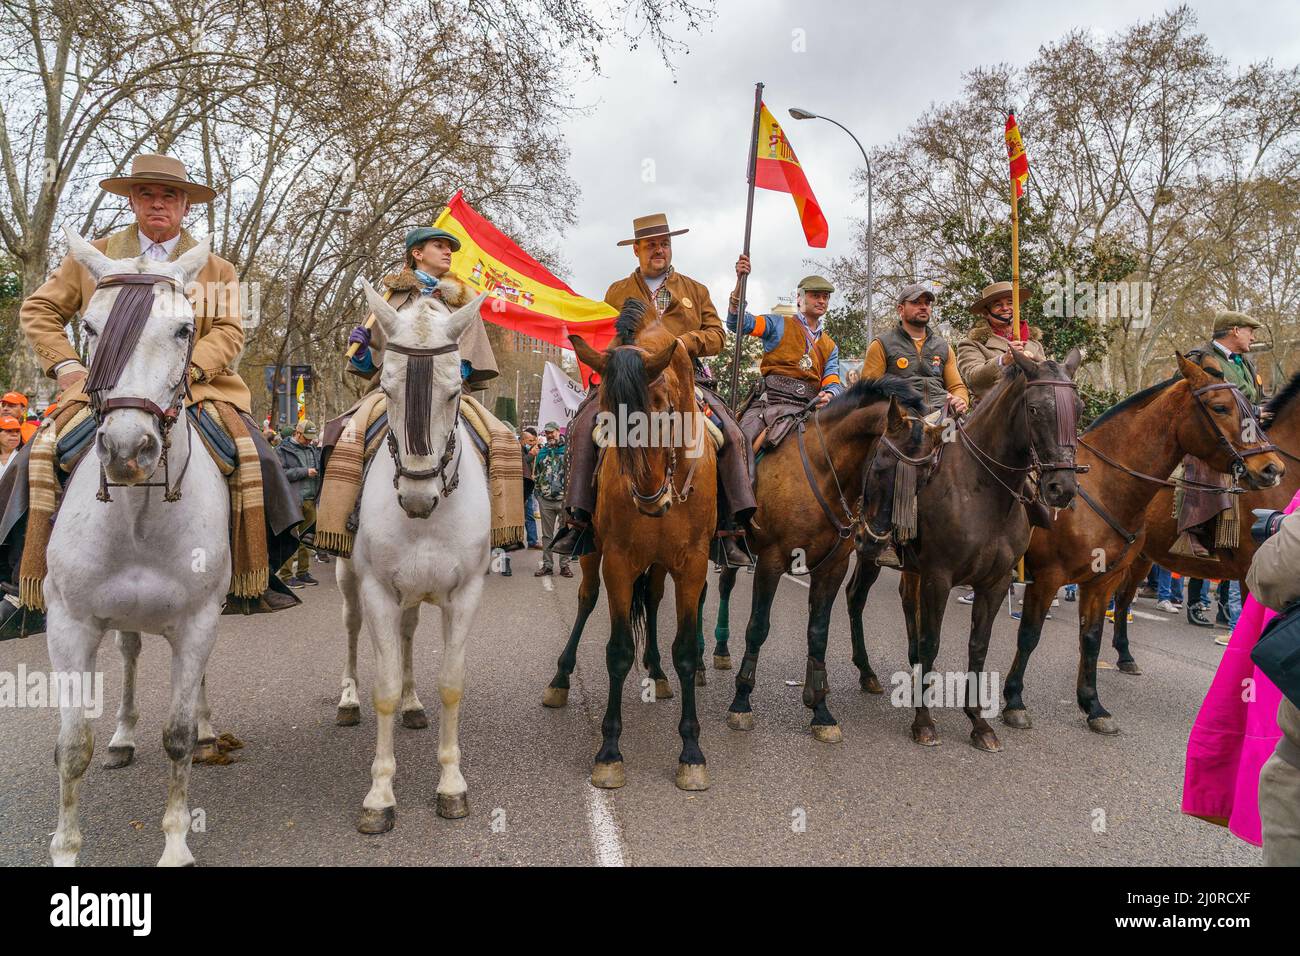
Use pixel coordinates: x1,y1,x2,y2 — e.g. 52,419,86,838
1171,457,1238,558
743,375,819,457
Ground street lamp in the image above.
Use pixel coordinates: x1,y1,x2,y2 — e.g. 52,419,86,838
789,108,874,342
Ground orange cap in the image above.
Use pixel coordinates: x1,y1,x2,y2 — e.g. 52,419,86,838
1,392,27,407
0,415,21,431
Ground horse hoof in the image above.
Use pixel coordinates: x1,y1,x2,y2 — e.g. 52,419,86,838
811,724,843,744
654,678,674,700
911,725,940,747
860,674,883,695
542,686,569,708
970,729,1002,753
675,762,709,791
713,654,732,670
1117,660,1143,676
1088,715,1121,735
695,670,707,687
401,708,429,730
102,746,135,770
1001,708,1032,730
436,792,469,819
590,761,625,789
336,704,361,726
726,710,754,732
357,806,395,834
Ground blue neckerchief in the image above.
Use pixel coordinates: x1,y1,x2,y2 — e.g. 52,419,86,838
414,269,440,296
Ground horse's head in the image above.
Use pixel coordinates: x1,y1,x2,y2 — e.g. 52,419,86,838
66,225,208,487
571,299,688,517
1175,352,1283,490
1007,346,1084,508
357,277,486,519
859,391,941,543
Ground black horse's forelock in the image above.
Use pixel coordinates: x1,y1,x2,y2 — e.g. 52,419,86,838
601,346,651,483
614,297,648,346
1267,370,1300,419
825,376,925,418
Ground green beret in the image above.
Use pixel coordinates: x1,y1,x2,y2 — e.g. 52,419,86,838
1212,310,1263,334
798,275,835,293
404,226,461,254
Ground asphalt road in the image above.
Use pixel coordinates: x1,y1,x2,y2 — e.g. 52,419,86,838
0,554,1260,866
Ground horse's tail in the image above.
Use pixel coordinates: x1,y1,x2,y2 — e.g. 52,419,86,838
628,567,652,671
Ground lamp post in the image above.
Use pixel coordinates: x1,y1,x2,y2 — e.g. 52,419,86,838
789,108,874,342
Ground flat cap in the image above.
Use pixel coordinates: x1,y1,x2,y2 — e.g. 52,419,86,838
898,282,935,304
1213,310,1263,334
797,274,835,293
405,226,462,253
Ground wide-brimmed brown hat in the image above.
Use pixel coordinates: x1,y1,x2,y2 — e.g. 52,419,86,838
99,153,216,204
969,280,1030,316
617,213,689,247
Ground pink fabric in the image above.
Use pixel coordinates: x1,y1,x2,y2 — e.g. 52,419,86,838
1180,490,1298,845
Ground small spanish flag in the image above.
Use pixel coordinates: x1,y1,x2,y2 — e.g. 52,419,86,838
1006,110,1029,198
754,103,829,248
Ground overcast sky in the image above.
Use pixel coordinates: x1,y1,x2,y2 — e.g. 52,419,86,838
554,0,1300,318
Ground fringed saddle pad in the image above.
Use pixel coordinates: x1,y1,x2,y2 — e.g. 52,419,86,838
459,394,525,550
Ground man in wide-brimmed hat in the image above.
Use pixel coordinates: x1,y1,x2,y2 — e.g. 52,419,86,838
956,280,1047,403
0,153,302,638
549,213,757,567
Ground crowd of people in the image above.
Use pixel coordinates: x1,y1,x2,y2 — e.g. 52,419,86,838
0,392,54,479
262,418,329,589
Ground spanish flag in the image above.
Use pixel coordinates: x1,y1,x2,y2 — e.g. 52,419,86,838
1006,111,1029,198
754,103,828,248
433,191,617,386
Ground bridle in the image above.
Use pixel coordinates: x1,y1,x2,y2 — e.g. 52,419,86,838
84,273,195,503
383,340,462,502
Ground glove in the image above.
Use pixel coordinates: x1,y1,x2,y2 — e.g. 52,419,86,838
348,325,372,355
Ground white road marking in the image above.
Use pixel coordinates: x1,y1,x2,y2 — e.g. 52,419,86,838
783,573,810,589
1131,610,1165,622
585,786,627,867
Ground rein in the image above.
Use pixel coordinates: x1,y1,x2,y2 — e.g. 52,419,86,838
383,340,462,501
85,273,195,503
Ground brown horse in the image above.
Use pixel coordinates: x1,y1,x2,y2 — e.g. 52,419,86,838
1002,354,1284,734
713,378,934,741
567,299,717,791
845,350,1084,750
1108,368,1300,672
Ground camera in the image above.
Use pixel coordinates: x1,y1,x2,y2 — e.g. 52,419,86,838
1252,508,1288,544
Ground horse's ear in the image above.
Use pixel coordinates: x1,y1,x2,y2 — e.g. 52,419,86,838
643,339,678,381
355,276,401,341
62,225,115,284
1009,347,1038,377
569,334,607,374
1063,346,1083,379
444,292,488,343
172,237,211,287
886,395,908,432
1176,351,1210,387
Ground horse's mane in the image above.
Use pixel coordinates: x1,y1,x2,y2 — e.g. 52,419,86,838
614,297,647,345
823,376,925,419
1082,377,1177,434
1267,370,1300,418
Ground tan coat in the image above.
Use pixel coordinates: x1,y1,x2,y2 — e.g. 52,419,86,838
604,269,724,358
956,321,1048,401
347,270,499,390
19,224,251,412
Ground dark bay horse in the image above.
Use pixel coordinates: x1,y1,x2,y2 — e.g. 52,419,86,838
566,299,717,791
713,378,934,742
845,350,1083,751
1003,354,1284,734
1108,368,1300,673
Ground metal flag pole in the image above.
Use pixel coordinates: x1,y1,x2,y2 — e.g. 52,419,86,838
1009,110,1022,342
729,81,765,411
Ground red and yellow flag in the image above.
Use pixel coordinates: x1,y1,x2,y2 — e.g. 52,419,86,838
754,103,828,248
1005,111,1029,198
433,191,617,385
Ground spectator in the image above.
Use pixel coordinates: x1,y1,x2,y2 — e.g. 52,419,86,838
276,419,322,588
0,416,21,475
520,426,541,549
1,393,35,442
1153,565,1184,613
533,421,570,577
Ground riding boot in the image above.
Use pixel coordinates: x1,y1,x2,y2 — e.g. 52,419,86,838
549,510,592,557
874,539,903,569
713,525,752,568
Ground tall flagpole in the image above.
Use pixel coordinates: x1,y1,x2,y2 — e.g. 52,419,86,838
1009,110,1022,341
729,81,765,411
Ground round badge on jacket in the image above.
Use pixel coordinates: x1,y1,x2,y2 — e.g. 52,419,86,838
682,297,693,309
896,357,909,369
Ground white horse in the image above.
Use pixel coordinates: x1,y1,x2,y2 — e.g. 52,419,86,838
344,279,491,832
46,227,232,866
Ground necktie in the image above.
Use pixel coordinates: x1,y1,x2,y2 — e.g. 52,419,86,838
145,242,168,262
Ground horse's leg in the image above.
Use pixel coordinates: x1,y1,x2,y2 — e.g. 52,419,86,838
644,564,672,700
965,575,1013,752
358,587,404,833
543,551,600,708
671,557,709,790
1111,560,1145,675
847,554,884,694
1001,570,1063,730
104,630,142,769
694,579,707,685
434,572,484,818
805,561,852,743
399,606,429,729
591,555,637,789
713,566,737,668
909,573,950,746
48,611,105,866
158,612,219,867
336,557,363,726
1078,577,1121,735
726,558,782,731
